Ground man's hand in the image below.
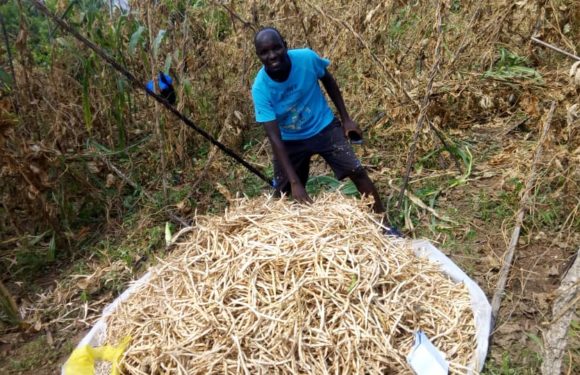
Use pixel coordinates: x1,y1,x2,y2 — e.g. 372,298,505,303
320,71,362,142
291,182,313,204
263,121,310,203
342,118,363,142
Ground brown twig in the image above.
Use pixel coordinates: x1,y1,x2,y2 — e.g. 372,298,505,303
16,0,33,107
426,120,463,175
490,101,556,329
212,1,255,31
397,1,444,210
440,4,482,82
531,37,580,62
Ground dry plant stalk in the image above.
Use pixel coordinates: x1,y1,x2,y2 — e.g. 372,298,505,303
398,0,445,209
490,102,556,325
146,2,168,201
102,193,477,374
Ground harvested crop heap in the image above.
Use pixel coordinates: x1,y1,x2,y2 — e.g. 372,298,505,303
104,193,476,374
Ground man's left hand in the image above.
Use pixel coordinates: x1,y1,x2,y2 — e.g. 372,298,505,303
342,118,362,142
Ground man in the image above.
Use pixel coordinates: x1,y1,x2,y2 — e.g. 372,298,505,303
251,27,384,213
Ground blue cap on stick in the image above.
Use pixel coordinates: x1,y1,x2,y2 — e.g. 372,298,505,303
146,72,173,93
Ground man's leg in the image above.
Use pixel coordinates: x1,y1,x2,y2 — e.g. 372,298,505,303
317,124,402,235
316,119,385,213
272,141,311,197
348,167,385,213
350,168,404,236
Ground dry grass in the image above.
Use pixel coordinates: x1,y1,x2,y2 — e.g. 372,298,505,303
103,193,476,374
4,0,578,246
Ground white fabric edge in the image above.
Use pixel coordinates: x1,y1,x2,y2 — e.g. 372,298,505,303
411,239,492,373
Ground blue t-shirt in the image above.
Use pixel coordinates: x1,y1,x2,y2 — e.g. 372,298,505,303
251,49,335,141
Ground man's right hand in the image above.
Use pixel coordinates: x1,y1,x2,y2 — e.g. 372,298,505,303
291,182,312,204
262,121,312,204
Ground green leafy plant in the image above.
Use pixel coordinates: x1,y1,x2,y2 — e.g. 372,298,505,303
306,175,360,197
128,25,146,56
448,144,473,188
484,47,543,82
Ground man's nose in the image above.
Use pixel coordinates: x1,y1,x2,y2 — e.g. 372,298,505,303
267,50,277,60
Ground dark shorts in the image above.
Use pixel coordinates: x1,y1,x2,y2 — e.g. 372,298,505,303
273,118,363,194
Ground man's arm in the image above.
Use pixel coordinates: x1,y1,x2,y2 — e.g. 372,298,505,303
262,120,312,203
320,70,362,139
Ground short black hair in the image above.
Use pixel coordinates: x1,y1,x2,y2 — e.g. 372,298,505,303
254,26,287,48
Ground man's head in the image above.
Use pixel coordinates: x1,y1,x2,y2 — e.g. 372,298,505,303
254,27,290,75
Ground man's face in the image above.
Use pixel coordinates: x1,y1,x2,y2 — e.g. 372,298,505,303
255,31,288,73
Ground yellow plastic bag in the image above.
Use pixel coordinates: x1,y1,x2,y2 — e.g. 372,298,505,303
63,336,131,375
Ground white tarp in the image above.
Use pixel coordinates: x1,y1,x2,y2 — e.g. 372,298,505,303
412,240,492,372
63,239,492,374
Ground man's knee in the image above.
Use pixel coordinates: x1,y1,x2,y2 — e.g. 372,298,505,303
346,166,368,181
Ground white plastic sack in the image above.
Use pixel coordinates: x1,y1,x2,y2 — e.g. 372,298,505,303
62,239,491,374
411,240,492,373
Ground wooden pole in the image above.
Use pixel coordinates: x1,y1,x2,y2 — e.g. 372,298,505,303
490,102,556,329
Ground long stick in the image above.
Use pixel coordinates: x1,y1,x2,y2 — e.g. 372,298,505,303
531,37,580,62
490,101,556,328
29,0,272,187
397,1,444,209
